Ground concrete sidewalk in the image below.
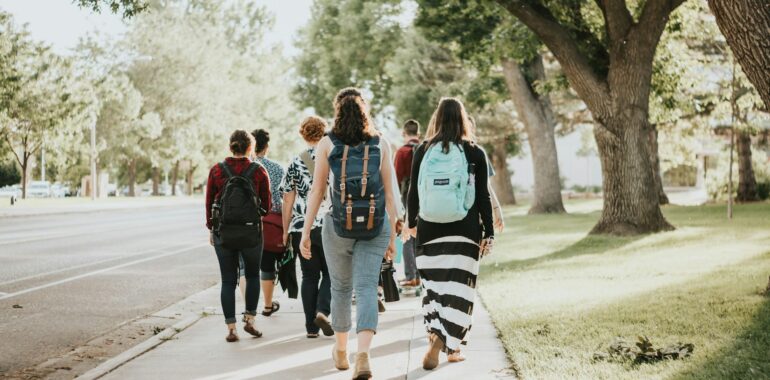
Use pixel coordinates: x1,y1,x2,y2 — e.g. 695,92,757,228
99,287,513,379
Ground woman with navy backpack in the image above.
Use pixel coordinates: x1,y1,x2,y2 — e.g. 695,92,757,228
406,98,495,370
300,88,399,380
205,130,272,343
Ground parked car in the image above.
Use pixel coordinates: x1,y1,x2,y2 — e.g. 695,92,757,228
27,181,51,198
0,185,21,198
50,183,68,198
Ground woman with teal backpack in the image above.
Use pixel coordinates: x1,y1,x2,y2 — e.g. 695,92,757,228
406,97,495,370
301,88,399,380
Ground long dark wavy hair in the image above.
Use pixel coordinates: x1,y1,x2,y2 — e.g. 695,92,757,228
331,88,376,146
426,97,473,153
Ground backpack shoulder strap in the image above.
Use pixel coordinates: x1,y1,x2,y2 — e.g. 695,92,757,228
243,161,261,179
219,162,234,179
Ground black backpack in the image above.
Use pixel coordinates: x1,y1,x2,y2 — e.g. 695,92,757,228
215,162,264,250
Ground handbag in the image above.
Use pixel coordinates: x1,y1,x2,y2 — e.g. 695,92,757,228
380,260,400,303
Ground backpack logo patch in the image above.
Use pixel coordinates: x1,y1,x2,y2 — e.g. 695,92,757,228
433,178,450,186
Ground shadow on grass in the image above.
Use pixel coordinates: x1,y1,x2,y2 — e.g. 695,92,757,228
670,297,770,380
485,234,642,273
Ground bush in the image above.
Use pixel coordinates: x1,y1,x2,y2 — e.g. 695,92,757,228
0,161,21,187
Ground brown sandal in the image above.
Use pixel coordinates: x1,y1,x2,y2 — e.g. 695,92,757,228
226,329,239,342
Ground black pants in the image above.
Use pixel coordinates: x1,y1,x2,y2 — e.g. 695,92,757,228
291,229,331,333
214,234,262,324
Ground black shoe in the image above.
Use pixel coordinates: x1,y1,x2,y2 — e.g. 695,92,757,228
378,299,386,313
262,301,280,316
314,313,334,336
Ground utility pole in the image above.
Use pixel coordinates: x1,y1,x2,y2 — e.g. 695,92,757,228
90,120,97,200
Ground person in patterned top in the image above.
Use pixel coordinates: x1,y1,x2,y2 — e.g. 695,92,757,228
279,116,333,338
248,129,285,316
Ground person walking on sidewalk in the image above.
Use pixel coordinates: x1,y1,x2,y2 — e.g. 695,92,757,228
280,116,333,338
301,88,399,380
250,128,285,317
406,98,495,370
205,130,272,343
393,119,421,288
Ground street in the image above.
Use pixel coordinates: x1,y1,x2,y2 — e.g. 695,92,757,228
0,203,217,377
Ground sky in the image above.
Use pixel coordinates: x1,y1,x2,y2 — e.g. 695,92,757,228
0,0,313,56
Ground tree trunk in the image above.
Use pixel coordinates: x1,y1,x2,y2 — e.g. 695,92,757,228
20,155,29,199
488,139,516,205
151,167,160,196
736,130,759,202
171,160,179,196
128,159,137,197
501,57,565,214
709,0,770,109
648,125,669,205
186,164,195,196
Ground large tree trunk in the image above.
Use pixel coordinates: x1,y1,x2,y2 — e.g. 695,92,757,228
736,130,759,202
709,0,770,109
488,139,516,205
128,159,137,197
171,160,179,196
151,167,160,196
648,125,669,205
20,155,29,199
501,57,565,214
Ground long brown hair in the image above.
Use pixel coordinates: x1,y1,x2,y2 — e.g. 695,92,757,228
332,88,377,146
425,97,473,153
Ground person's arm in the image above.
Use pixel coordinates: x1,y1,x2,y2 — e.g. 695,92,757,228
301,137,332,250
406,144,425,229
474,147,494,238
256,166,271,214
488,182,504,232
379,141,399,259
279,160,298,245
205,165,216,230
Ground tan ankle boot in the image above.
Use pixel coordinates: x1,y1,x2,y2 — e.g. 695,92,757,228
353,352,372,379
332,346,349,370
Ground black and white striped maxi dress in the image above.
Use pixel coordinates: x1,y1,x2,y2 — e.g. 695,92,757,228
406,141,494,354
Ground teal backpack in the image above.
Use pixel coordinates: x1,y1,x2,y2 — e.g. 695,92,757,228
417,142,475,223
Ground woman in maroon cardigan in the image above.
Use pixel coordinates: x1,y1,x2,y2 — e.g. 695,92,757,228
205,130,271,342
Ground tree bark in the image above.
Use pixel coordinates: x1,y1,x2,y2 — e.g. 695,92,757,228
648,125,669,205
151,167,160,196
171,160,179,196
736,130,759,202
709,0,770,109
20,155,29,199
128,158,137,197
186,164,195,196
488,139,516,205
501,57,565,214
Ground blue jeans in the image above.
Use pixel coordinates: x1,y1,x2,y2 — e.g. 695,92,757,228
292,228,331,333
322,213,391,334
213,234,262,324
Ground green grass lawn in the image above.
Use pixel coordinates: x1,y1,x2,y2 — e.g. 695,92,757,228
480,201,770,380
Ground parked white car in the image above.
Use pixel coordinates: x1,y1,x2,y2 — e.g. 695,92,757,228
27,181,51,198
0,185,21,198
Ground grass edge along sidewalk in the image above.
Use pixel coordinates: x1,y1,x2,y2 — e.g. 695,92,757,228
481,201,770,379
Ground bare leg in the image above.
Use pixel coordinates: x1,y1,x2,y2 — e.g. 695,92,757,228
336,331,349,352
261,280,274,309
356,330,374,353
239,276,246,301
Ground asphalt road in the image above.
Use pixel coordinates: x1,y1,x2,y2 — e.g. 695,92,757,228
0,203,218,375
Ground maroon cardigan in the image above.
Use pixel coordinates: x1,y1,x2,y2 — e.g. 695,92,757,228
205,157,271,230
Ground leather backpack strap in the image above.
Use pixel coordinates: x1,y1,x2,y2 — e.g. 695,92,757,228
360,144,370,197
340,145,349,204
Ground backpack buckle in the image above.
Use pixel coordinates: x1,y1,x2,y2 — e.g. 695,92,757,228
340,183,346,191
346,205,353,214
369,205,375,214
361,177,367,185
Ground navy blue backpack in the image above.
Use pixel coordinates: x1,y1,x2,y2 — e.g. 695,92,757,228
328,133,385,240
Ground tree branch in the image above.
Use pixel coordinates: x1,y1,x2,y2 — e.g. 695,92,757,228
3,133,24,168
598,0,634,41
494,0,611,120
633,0,686,57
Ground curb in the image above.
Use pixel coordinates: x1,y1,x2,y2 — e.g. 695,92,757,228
77,315,203,380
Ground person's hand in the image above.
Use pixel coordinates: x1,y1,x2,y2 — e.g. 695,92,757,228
385,238,396,261
493,207,505,232
299,230,312,259
406,227,417,239
282,231,289,247
395,219,404,235
209,232,215,246
479,237,494,258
